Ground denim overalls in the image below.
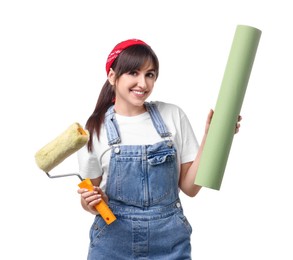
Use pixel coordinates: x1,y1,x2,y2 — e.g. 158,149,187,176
87,102,192,260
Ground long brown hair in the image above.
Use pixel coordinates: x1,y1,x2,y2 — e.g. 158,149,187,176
86,44,159,152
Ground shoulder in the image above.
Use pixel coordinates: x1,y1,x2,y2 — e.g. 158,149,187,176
150,101,187,119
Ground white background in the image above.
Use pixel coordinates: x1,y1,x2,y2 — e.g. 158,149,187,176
1,0,292,259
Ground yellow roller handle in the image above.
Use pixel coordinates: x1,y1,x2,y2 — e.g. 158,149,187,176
78,178,117,225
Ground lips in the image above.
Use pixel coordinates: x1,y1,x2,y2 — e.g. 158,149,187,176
132,90,145,95
130,89,148,99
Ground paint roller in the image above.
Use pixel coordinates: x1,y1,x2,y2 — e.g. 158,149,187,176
35,122,116,225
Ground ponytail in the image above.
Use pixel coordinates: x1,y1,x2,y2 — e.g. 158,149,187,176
85,80,115,152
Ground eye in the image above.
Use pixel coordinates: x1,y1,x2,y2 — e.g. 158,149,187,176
146,72,155,78
128,70,138,76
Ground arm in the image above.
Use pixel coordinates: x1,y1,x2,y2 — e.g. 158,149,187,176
179,110,241,197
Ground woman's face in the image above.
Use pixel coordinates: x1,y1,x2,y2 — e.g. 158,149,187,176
109,62,157,116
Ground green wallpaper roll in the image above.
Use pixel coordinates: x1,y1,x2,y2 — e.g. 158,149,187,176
194,25,261,190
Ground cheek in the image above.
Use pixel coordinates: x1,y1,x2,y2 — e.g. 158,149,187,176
147,79,156,89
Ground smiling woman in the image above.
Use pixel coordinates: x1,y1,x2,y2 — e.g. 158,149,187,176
76,38,241,259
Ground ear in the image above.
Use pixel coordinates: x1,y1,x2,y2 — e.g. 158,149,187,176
107,68,116,85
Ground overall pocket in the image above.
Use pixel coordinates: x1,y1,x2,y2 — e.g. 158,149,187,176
89,215,109,248
147,151,178,204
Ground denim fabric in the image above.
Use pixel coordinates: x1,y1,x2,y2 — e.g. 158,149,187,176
87,102,192,260
107,141,178,208
87,201,192,260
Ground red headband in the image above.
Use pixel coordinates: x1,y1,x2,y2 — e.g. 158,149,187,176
105,39,148,74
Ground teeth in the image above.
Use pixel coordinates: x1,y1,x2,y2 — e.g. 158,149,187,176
133,90,145,95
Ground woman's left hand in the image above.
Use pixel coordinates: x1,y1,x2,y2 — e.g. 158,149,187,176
235,115,242,134
205,109,242,134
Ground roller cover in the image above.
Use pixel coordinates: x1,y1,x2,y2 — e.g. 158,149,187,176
35,123,89,172
194,25,261,190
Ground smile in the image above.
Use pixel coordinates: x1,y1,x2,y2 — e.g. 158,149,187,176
132,90,146,95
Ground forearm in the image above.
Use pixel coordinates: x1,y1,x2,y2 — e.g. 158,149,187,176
179,109,241,196
179,132,208,197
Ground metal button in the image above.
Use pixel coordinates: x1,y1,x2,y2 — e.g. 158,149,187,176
93,224,99,230
114,147,120,154
176,202,181,208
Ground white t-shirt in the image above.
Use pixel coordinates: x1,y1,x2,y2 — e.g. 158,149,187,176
78,101,199,191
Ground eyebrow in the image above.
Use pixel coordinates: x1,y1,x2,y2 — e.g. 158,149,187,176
140,67,155,72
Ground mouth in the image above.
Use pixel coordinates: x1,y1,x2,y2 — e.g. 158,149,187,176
131,90,147,97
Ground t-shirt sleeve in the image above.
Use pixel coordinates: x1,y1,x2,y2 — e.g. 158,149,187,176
77,144,102,179
179,109,199,164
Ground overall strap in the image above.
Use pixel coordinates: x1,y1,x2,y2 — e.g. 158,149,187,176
104,105,121,145
144,102,171,138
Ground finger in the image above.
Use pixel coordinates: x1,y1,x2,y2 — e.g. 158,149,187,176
94,186,105,195
81,190,97,201
85,193,99,203
77,188,88,194
235,123,241,133
87,195,102,207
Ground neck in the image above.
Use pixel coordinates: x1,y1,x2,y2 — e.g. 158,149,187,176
114,102,147,116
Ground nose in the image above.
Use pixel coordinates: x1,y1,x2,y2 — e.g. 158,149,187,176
136,74,147,88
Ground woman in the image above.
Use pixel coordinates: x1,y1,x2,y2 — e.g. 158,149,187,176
77,39,241,259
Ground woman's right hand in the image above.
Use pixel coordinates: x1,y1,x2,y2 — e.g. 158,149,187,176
77,186,108,215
